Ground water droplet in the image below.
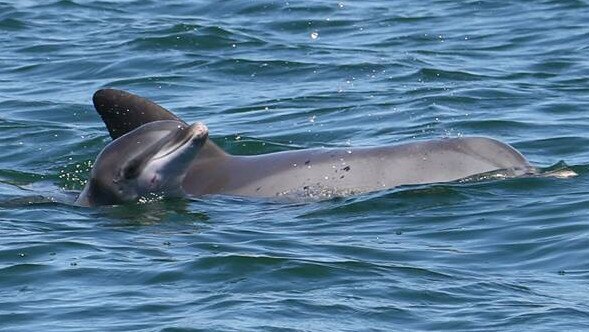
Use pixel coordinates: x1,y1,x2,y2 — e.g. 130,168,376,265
310,31,319,40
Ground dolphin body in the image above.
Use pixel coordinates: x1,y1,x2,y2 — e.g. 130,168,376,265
76,89,534,206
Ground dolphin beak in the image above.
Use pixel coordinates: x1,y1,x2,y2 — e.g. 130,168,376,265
155,122,208,160
144,122,208,186
187,122,208,145
121,121,209,182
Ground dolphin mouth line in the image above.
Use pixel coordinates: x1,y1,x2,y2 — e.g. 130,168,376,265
155,122,208,160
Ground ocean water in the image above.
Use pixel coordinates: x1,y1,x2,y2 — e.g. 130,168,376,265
1,0,589,331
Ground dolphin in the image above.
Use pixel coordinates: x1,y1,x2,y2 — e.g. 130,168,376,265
75,120,208,206
77,89,537,206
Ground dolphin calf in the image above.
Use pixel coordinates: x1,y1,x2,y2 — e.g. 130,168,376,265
75,120,209,206
77,89,536,206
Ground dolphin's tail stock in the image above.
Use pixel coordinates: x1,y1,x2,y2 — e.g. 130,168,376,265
537,161,578,179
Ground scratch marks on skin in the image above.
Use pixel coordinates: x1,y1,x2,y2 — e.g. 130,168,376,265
339,164,351,179
281,155,356,198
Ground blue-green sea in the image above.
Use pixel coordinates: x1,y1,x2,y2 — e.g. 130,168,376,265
2,1,589,331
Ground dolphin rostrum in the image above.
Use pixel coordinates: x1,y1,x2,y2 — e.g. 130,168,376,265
77,89,541,206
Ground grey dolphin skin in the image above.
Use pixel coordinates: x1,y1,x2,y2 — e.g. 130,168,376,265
77,89,535,206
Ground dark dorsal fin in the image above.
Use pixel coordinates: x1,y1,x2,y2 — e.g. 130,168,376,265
92,88,228,159
93,88,182,139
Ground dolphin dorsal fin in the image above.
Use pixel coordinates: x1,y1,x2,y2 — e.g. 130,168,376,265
92,88,227,159
93,88,181,139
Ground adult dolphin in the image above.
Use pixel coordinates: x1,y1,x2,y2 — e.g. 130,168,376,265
78,89,537,206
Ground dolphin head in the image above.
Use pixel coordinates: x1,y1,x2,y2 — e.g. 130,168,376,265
77,120,208,206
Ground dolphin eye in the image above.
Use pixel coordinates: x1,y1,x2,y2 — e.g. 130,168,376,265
123,161,140,179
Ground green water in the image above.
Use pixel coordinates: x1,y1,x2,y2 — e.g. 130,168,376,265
1,0,589,331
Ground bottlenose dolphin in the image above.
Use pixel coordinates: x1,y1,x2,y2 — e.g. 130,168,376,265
75,120,208,206
78,89,537,206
